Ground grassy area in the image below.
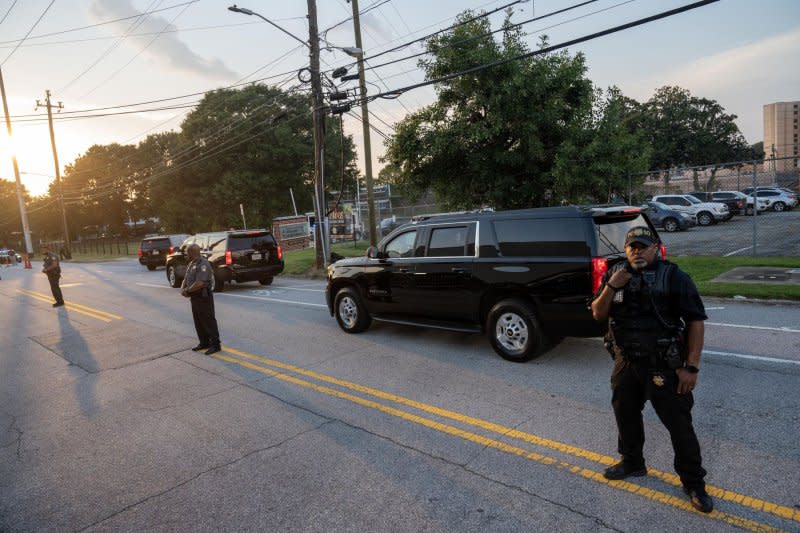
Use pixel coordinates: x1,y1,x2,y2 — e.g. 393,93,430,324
62,241,139,262
671,256,800,301
283,241,370,277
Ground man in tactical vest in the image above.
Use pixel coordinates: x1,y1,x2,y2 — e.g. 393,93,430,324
181,243,221,355
591,226,713,513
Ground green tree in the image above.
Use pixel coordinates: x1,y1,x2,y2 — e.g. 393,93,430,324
0,178,27,246
150,84,357,232
639,86,750,190
552,87,651,204
384,11,594,209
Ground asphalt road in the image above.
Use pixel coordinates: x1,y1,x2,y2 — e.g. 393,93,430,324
659,209,800,257
1,260,798,532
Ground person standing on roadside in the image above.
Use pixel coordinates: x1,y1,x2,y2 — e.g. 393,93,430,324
41,244,64,307
181,243,221,355
591,226,713,513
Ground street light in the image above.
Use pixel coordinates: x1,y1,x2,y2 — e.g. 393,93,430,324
229,3,332,268
228,5,309,48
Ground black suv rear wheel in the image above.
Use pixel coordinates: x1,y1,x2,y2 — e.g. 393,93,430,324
334,287,371,333
487,299,544,362
259,275,274,285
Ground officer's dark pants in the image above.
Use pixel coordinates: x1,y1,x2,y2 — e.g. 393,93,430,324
190,293,220,348
47,273,64,304
611,357,706,490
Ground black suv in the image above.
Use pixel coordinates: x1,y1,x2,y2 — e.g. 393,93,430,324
325,206,662,362
138,234,189,270
165,229,284,291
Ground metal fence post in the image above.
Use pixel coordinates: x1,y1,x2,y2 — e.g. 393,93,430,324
752,163,757,257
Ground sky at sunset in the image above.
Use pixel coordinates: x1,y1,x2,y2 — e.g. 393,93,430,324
1,0,798,197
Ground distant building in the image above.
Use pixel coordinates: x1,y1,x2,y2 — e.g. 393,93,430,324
763,101,799,172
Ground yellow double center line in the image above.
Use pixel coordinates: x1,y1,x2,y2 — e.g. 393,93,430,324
214,346,796,533
17,289,123,322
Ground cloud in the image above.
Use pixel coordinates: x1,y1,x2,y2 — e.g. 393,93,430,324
621,29,800,143
89,0,237,81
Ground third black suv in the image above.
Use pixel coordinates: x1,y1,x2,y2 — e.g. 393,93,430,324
138,234,189,270
325,206,663,362
165,229,284,291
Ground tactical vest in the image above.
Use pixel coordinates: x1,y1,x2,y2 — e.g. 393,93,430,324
608,260,682,362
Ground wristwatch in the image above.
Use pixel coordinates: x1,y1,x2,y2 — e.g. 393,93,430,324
684,364,699,374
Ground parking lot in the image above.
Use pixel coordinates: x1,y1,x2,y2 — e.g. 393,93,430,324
659,209,800,257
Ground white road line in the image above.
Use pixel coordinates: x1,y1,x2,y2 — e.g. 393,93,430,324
706,321,800,334
703,350,800,366
723,246,752,257
217,292,327,308
136,282,168,289
704,307,725,310
60,283,83,288
269,286,325,293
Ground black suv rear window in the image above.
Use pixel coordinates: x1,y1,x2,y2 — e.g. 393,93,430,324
594,214,648,256
494,219,588,257
228,233,276,252
141,238,169,251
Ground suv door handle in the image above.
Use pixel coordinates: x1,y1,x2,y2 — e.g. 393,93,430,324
398,267,410,273
451,267,465,273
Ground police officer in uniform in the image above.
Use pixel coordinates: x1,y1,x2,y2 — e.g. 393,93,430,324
41,244,64,307
591,226,713,513
181,243,221,355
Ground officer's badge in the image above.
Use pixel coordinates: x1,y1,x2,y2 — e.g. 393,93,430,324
201,265,207,272
652,374,665,387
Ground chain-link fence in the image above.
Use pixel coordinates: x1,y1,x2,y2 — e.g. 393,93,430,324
632,156,799,257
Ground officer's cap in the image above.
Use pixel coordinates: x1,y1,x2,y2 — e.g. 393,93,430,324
625,226,658,247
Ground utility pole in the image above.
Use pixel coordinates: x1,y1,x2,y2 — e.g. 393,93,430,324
349,0,378,246
36,90,71,258
307,0,329,269
0,67,34,259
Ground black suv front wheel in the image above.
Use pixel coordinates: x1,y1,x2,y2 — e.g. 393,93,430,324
167,265,181,288
487,299,544,362
334,287,371,333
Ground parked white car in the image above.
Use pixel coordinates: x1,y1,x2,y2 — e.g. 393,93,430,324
752,189,798,211
651,194,729,226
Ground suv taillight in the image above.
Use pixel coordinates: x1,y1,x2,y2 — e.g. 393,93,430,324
169,246,174,254
659,243,668,260
591,257,608,294
277,245,283,261
137,247,142,257
225,250,232,265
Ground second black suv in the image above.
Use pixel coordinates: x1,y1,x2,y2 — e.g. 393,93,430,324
689,191,740,217
325,206,663,362
165,229,284,291
138,234,189,270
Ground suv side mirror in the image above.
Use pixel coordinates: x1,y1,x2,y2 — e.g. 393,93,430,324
366,246,382,259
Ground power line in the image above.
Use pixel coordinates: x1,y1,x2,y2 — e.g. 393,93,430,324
0,0,17,27
1,0,55,66
365,0,720,103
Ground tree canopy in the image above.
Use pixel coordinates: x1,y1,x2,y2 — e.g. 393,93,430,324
383,11,648,209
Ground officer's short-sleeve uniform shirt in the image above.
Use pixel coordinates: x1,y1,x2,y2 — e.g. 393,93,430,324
595,261,708,323
43,252,60,277
185,256,212,286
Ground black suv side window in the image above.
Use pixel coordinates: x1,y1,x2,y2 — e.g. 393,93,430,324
427,226,469,257
494,219,588,257
385,230,417,258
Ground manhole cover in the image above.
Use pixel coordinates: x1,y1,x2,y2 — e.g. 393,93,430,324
742,274,789,281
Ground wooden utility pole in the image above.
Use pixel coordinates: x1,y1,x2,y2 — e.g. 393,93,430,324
0,66,34,259
349,0,378,246
307,0,329,269
36,90,70,258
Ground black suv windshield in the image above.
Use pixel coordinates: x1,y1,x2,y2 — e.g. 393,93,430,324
228,233,276,252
